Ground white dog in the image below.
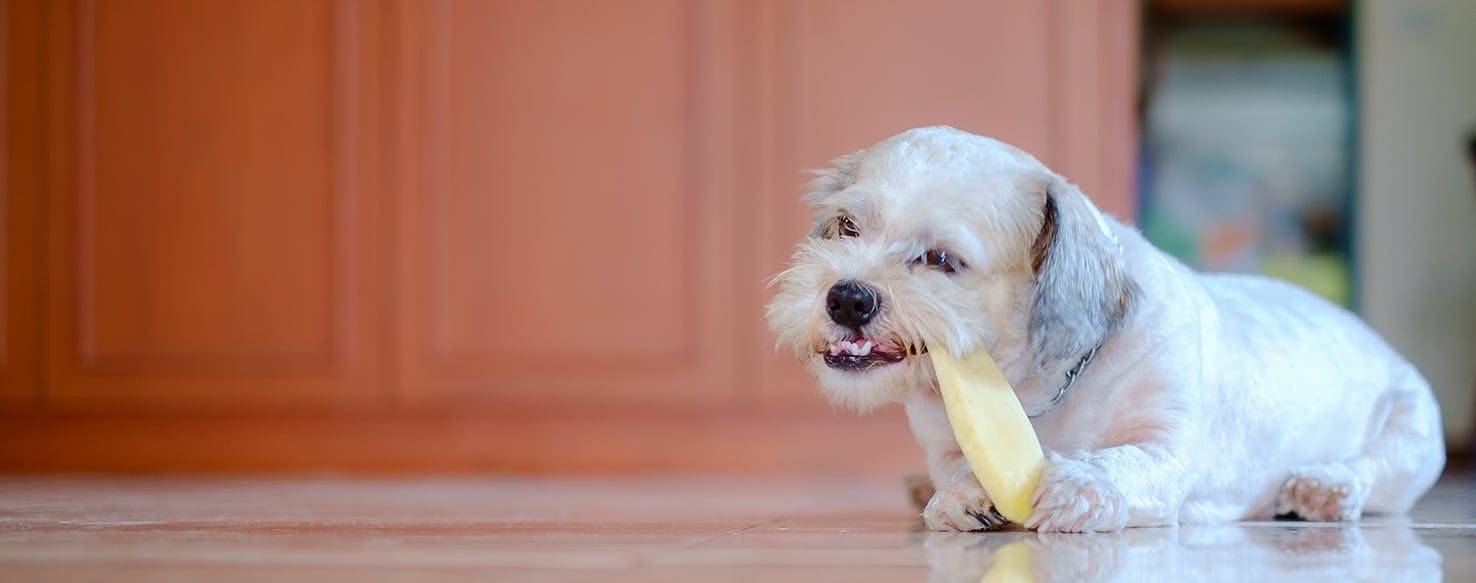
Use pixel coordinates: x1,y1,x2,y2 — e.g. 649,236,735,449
765,126,1445,532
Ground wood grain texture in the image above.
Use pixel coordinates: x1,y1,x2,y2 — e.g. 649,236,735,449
42,0,384,413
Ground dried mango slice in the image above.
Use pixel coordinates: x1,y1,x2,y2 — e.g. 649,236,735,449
930,347,1045,524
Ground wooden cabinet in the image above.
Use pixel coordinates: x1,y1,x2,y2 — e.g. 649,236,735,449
0,0,1137,472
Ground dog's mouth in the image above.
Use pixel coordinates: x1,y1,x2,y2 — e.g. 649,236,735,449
820,337,926,372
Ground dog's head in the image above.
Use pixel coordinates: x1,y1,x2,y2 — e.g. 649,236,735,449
765,126,1137,411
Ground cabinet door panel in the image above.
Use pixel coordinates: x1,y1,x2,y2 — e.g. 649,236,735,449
44,0,381,412
396,0,738,408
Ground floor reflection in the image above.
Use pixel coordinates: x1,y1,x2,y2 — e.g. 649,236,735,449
5,474,1473,580
924,522,1441,582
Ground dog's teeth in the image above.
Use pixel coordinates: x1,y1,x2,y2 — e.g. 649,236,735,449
860,341,873,356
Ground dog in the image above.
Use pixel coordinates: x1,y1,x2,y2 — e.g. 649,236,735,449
765,126,1445,532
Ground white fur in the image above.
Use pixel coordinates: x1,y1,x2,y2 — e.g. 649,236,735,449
765,126,1445,532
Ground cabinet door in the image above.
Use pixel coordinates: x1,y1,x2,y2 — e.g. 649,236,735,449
750,0,1139,408
43,0,383,413
393,0,741,409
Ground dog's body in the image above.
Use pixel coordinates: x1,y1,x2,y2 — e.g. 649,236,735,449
766,127,1444,532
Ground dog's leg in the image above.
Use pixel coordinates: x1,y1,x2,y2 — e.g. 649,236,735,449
907,391,1008,531
1280,374,1445,521
1026,444,1184,532
1358,378,1446,514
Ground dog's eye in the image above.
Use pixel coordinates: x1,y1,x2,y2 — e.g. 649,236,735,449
916,249,961,274
837,216,860,238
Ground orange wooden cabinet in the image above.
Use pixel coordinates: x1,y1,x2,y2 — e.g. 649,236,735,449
1,0,1137,473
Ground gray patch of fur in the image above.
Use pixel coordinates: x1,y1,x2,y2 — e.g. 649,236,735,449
1028,178,1139,368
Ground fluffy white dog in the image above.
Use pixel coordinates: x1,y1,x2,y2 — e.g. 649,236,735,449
765,126,1445,532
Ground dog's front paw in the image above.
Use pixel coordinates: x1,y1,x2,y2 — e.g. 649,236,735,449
923,484,1007,531
1025,456,1128,532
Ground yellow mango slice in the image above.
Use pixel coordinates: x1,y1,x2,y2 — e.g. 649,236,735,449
930,347,1045,525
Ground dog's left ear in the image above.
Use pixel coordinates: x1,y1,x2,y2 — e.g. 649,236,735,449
1027,176,1139,369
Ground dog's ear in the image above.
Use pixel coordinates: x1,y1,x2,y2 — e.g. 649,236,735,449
1027,177,1138,368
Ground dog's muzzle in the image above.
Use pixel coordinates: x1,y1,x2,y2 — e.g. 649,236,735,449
818,279,926,371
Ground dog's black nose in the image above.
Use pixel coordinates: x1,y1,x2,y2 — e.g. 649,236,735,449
826,280,879,330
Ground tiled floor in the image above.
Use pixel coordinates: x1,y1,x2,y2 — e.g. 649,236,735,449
1,469,1473,581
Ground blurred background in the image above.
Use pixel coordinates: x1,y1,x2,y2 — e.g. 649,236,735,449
0,0,1471,475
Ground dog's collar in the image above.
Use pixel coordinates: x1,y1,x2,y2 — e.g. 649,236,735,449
1025,345,1100,419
